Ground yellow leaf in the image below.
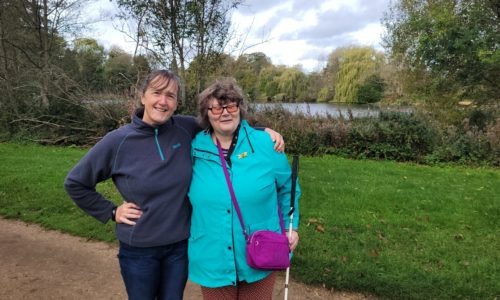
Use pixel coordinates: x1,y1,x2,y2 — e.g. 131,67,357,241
315,224,325,233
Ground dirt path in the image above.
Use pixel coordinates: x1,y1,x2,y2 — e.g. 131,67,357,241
0,217,375,299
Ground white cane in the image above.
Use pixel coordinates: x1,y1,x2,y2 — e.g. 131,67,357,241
284,213,294,300
284,155,299,300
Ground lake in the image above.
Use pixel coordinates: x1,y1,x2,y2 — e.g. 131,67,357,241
251,102,412,118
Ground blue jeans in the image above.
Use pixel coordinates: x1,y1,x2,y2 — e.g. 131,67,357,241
118,239,188,300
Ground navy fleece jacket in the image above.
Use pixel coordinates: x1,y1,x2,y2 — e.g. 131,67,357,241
64,109,200,247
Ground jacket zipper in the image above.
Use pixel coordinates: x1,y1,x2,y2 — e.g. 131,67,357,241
154,128,165,161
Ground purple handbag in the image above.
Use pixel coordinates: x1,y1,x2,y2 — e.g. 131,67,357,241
216,139,290,270
246,230,290,270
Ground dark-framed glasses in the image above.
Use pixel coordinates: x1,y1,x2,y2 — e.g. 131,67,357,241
208,103,239,115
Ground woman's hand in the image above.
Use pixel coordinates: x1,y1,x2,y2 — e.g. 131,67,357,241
264,128,285,152
287,230,299,251
115,202,143,225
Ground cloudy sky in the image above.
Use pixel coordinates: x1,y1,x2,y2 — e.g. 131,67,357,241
86,0,392,72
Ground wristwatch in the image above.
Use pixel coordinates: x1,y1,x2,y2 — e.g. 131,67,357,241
111,206,117,222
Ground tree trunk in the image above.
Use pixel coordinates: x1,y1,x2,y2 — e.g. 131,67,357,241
40,0,50,108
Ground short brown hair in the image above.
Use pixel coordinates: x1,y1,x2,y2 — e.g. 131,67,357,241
197,77,247,130
136,69,181,107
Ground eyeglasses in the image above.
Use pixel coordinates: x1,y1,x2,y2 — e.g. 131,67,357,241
208,103,239,115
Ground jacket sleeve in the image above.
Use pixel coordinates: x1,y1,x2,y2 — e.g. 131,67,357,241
63,134,118,223
272,147,301,230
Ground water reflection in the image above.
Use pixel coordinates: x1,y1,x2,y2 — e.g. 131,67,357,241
252,102,412,118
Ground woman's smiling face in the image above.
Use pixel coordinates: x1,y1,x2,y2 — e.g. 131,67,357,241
141,76,178,126
207,98,240,137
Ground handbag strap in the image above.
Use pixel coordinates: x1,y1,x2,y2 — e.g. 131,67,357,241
216,138,286,240
216,138,248,240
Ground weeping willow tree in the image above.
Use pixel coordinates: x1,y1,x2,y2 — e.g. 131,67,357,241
277,66,307,102
333,46,384,103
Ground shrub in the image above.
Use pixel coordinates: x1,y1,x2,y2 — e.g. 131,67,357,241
250,106,350,155
4,94,498,167
486,119,500,166
428,117,500,166
250,106,499,166
468,109,494,131
344,112,436,162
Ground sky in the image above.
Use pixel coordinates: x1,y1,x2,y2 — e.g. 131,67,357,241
85,0,392,72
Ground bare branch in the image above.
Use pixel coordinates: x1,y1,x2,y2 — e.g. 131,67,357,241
10,118,98,133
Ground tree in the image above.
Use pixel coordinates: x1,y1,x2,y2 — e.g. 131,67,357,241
229,52,272,101
1,0,88,107
0,0,92,141
277,66,307,102
321,48,343,101
333,46,384,103
103,46,134,93
378,58,404,101
74,38,105,91
233,56,258,101
116,0,243,110
242,52,272,75
382,0,500,102
258,65,282,101
303,71,323,102
357,74,385,103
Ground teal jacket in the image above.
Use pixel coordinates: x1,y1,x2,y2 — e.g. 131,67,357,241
187,120,301,288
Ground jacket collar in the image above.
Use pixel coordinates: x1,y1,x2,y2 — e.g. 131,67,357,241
196,120,255,150
132,107,175,135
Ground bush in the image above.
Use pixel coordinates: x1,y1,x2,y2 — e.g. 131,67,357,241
343,112,436,161
250,106,350,155
4,93,498,167
486,119,500,166
252,106,497,167
0,92,132,146
427,118,500,166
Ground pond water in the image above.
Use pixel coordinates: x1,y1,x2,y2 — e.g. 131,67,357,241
251,102,412,118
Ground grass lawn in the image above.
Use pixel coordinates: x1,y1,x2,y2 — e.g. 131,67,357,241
0,142,498,299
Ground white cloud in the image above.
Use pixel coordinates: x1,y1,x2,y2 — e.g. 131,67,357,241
350,23,387,51
83,0,392,71
231,0,391,71
80,0,137,53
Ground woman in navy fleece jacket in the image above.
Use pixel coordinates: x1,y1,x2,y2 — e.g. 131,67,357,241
64,70,283,300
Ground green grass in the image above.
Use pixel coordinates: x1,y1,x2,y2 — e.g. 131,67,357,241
0,142,498,299
295,156,499,299
0,143,119,241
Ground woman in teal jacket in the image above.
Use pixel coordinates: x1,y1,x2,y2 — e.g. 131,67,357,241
188,78,301,299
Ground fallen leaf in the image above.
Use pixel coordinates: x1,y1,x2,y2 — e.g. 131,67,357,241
369,249,379,257
376,231,387,242
307,218,318,224
316,224,325,233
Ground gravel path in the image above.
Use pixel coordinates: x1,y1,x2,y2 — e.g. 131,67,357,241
0,217,375,300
